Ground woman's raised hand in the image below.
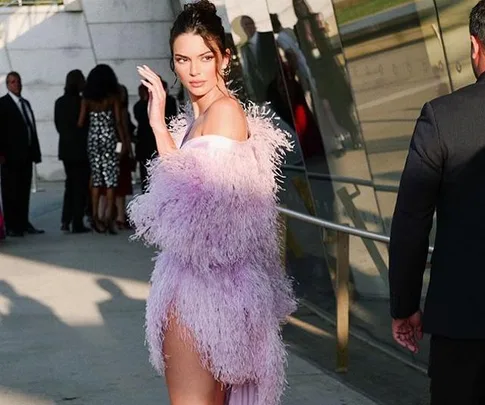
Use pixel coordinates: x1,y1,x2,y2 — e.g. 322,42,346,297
137,65,167,134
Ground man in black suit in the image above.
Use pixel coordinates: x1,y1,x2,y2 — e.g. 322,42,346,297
162,79,178,123
134,84,157,194
134,81,177,193
389,2,485,402
239,16,280,103
0,72,44,237
54,70,90,234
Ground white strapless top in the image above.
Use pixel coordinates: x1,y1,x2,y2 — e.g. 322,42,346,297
181,135,248,151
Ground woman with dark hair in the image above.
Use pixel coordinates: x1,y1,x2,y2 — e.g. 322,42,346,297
129,1,296,404
114,84,135,229
54,69,90,233
98,84,136,230
78,64,128,234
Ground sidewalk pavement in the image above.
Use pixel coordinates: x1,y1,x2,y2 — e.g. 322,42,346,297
0,182,379,405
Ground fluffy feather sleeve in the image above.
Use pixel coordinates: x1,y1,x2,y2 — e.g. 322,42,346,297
127,105,292,272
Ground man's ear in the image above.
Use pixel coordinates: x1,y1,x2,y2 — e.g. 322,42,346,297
471,35,481,60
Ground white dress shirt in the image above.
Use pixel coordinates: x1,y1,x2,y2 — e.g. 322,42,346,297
9,91,34,143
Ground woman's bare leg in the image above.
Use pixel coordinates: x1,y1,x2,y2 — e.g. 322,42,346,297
164,317,226,405
91,187,100,221
115,196,126,224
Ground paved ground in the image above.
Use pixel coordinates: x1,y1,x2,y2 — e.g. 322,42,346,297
0,182,379,405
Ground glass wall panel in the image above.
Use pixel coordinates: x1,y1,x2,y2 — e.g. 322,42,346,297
437,0,477,91
264,0,389,300
335,0,452,234
222,0,334,306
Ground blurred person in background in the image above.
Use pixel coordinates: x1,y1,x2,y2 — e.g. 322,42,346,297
239,15,280,103
133,84,157,193
134,80,177,194
55,69,90,234
113,84,135,230
292,0,362,149
0,154,4,241
162,79,178,123
78,64,129,235
0,72,44,237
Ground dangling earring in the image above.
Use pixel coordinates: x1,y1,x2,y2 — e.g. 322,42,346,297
222,64,231,78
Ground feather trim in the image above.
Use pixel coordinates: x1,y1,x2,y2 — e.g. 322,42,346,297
127,102,296,405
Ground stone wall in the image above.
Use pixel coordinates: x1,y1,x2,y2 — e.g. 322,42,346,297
0,0,175,180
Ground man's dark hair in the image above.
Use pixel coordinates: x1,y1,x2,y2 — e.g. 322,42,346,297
6,71,21,84
64,69,85,95
138,83,148,99
470,1,485,43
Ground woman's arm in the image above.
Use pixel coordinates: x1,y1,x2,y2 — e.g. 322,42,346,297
113,97,129,153
77,98,87,128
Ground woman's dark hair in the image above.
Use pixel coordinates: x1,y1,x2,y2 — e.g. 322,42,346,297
83,64,119,101
64,69,85,95
169,0,227,71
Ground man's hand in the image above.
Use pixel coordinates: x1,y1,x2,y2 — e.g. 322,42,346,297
392,310,423,353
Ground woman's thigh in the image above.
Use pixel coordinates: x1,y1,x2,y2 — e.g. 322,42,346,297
163,317,225,405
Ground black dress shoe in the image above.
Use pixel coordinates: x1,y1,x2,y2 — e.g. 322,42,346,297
7,230,24,237
26,226,45,234
71,226,91,234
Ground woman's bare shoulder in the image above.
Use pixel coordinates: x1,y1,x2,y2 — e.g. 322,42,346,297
203,97,247,142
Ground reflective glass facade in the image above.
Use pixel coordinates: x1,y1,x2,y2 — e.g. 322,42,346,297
193,0,475,380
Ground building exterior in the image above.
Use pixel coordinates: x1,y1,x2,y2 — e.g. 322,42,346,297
0,0,177,181
0,0,476,307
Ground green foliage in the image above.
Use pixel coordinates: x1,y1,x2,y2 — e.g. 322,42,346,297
336,0,411,24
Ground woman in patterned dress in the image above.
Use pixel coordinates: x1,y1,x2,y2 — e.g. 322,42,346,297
78,64,129,234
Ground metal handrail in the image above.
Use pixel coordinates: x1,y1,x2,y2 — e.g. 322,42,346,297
277,206,434,254
277,206,434,372
283,164,400,193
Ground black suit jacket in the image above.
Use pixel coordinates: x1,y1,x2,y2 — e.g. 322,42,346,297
0,94,41,165
240,31,280,102
166,95,177,123
133,97,177,161
54,93,88,162
389,73,485,338
133,100,157,162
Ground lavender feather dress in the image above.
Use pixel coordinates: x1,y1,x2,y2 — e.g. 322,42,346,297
128,105,297,405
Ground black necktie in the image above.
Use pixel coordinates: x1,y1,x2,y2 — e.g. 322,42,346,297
19,98,33,144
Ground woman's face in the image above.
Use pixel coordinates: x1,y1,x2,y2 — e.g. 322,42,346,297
173,32,228,98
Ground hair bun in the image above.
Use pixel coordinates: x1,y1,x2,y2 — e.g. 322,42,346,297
185,0,217,15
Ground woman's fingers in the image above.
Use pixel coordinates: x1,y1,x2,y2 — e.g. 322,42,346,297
138,66,166,92
137,66,162,88
140,79,153,92
138,66,165,101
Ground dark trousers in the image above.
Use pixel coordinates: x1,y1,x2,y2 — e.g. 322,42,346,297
0,163,32,233
61,161,90,229
139,161,149,194
429,335,485,404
